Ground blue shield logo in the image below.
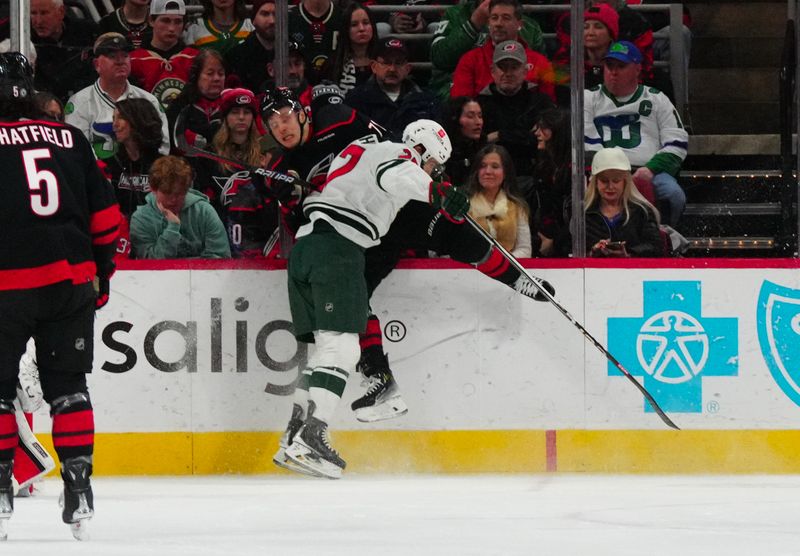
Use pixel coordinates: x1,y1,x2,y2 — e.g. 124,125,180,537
757,281,800,406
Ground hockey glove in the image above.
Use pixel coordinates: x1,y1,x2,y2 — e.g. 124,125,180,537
252,168,299,205
94,276,110,310
429,181,469,224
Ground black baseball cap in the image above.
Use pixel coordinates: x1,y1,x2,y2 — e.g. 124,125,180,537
93,32,133,57
374,38,409,60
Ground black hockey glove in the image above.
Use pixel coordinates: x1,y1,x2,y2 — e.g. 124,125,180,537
95,276,110,310
429,181,469,224
251,168,297,204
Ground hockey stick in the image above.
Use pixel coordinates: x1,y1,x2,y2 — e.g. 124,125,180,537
464,215,680,430
173,109,313,193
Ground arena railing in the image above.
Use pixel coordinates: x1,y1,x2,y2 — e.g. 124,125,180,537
182,3,686,118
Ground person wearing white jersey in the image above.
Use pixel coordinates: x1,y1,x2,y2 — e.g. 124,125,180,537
584,40,688,227
65,33,170,161
281,120,469,479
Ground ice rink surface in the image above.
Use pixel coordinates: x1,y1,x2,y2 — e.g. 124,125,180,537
5,474,800,555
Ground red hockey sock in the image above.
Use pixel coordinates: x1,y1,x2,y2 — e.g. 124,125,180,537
52,408,94,462
359,314,383,352
475,246,520,285
0,400,17,462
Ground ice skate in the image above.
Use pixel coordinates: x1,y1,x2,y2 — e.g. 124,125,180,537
352,351,408,422
272,404,322,478
286,417,345,480
0,461,13,541
513,275,555,302
60,456,93,541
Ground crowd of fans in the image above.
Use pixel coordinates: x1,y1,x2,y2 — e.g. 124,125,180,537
12,0,691,259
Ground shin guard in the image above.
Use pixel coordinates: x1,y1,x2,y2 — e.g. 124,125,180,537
50,393,94,462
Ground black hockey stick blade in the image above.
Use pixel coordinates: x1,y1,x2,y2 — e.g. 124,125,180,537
463,215,680,430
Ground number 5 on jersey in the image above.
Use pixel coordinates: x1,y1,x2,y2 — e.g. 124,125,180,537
22,148,60,216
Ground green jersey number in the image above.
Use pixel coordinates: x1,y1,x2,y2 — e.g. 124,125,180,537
593,114,642,149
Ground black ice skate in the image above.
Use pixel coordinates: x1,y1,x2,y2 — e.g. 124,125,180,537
285,416,345,480
352,351,408,423
272,404,322,478
0,461,13,541
60,456,93,541
513,276,555,302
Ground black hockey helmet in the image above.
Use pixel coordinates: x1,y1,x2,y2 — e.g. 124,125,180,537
260,86,302,119
0,52,34,102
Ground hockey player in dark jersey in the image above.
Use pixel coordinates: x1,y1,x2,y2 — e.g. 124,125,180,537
261,86,554,469
0,53,120,540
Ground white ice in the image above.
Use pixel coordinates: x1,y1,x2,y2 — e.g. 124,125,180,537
4,474,800,555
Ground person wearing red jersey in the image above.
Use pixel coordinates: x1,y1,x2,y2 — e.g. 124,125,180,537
130,0,199,110
0,53,120,541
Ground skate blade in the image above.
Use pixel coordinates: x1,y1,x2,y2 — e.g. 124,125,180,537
354,397,409,423
286,444,343,480
273,449,324,478
0,517,8,541
69,518,90,541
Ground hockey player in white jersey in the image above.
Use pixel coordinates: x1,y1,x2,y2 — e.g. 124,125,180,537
280,120,469,479
584,40,688,227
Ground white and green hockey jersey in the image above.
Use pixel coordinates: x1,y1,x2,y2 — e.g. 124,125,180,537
297,138,431,249
584,84,688,176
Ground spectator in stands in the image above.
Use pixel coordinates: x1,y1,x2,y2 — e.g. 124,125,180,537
224,0,275,92
444,96,486,186
321,2,377,95
585,147,662,257
185,0,254,55
166,49,226,149
478,40,554,190
529,108,571,257
98,0,153,49
552,3,618,93
429,0,546,101
466,144,532,257
131,0,199,109
107,98,165,219
288,0,343,81
345,38,440,140
33,91,65,122
264,42,313,106
131,155,232,259
584,41,688,227
451,0,554,100
204,88,265,213
555,0,656,90
65,32,169,160
30,0,98,102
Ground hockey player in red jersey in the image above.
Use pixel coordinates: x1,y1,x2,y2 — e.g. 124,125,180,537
0,53,121,541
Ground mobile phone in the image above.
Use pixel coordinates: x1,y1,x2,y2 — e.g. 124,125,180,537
605,241,626,249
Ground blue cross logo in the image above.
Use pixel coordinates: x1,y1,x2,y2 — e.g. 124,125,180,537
607,281,739,413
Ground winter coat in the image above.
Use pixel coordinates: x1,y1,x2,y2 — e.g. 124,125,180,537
345,76,441,140
429,0,545,100
451,38,556,101
130,189,231,259
478,82,555,177
585,201,663,257
469,190,532,257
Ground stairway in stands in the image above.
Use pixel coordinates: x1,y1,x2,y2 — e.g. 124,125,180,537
680,0,795,256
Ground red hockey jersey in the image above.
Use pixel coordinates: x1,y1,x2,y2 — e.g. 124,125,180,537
130,45,200,109
0,119,120,290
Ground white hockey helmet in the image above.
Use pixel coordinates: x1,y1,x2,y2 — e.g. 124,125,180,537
402,119,452,165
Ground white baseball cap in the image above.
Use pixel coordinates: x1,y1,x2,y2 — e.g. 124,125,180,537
150,0,186,16
591,147,631,175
